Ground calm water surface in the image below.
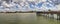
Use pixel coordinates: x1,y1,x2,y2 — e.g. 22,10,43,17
0,13,60,24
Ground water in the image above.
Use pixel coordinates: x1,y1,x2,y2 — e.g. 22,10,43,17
0,13,60,24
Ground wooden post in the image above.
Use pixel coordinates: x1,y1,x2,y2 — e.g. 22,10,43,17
57,13,60,20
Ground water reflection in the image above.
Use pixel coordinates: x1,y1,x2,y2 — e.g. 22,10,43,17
0,13,60,24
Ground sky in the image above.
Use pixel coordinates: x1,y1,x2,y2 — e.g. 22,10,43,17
0,0,60,12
